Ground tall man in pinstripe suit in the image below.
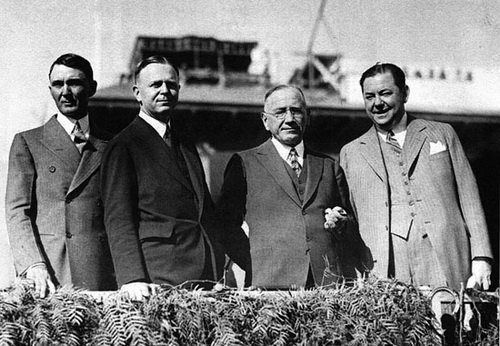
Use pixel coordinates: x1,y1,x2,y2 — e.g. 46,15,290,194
337,63,492,290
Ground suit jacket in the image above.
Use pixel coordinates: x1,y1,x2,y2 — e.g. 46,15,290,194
5,115,116,290
340,117,493,289
217,139,367,288
100,116,225,287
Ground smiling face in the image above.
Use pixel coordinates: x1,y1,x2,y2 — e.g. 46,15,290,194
49,64,96,120
261,87,309,147
133,62,180,123
362,72,409,131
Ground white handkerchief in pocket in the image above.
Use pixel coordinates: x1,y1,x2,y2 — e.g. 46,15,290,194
429,140,447,155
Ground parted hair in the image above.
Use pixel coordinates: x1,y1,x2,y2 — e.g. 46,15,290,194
134,55,179,83
359,62,406,92
264,84,307,106
49,53,94,81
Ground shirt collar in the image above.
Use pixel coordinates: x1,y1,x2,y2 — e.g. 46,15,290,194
56,113,89,137
377,112,408,146
271,137,305,164
139,111,169,138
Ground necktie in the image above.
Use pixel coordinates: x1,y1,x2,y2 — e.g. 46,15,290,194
162,124,171,147
72,121,87,154
386,130,401,149
288,147,302,177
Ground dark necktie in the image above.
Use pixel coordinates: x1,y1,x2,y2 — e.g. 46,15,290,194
288,147,302,177
72,121,87,154
162,125,171,147
386,130,401,149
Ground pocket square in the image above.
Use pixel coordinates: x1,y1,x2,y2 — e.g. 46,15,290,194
429,141,447,155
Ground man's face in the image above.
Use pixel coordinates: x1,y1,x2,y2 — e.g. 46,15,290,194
261,88,309,147
362,72,409,131
133,63,180,122
49,64,96,119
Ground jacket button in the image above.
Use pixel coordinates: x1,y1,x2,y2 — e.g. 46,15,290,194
48,166,56,173
66,232,73,238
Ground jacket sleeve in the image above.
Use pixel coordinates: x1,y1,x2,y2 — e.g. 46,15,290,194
5,133,45,273
336,149,374,273
445,125,493,259
215,154,251,273
100,140,148,286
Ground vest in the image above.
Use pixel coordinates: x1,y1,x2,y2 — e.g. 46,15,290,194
283,158,307,202
380,140,416,240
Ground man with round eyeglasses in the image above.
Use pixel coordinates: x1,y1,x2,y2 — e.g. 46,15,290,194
217,84,370,289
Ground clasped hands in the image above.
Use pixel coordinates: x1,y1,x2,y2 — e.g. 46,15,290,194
323,206,348,233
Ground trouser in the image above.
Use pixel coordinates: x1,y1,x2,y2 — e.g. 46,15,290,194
388,219,447,288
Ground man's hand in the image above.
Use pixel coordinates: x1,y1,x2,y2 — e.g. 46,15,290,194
466,259,492,290
120,282,160,301
25,264,56,298
324,206,348,232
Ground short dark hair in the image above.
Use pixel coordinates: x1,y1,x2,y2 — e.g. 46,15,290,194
359,63,406,91
264,84,307,106
49,53,94,81
134,55,179,83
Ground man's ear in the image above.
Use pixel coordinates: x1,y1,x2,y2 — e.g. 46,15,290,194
132,85,142,105
89,80,97,97
403,85,410,103
261,112,270,131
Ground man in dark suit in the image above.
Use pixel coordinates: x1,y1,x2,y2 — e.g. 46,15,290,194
5,53,116,296
217,85,368,289
101,56,225,300
339,63,492,290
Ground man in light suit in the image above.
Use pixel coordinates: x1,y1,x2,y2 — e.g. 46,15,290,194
217,85,368,289
101,56,225,300
338,62,492,290
6,53,116,296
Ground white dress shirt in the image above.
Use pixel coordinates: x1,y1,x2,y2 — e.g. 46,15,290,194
138,111,169,138
271,137,305,167
56,113,89,140
377,112,408,147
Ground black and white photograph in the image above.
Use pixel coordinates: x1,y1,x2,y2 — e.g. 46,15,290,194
0,1,498,344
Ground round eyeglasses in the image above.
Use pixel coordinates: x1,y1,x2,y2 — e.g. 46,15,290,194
262,107,305,120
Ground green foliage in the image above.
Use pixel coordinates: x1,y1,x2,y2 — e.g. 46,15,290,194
0,278,497,345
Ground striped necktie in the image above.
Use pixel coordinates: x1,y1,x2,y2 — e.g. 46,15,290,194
288,147,302,177
386,130,401,149
72,121,87,154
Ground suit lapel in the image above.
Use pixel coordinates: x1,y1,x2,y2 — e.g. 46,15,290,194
134,117,193,191
303,151,323,207
358,126,386,183
179,143,204,214
39,116,81,172
67,135,106,196
403,117,427,170
255,140,302,208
